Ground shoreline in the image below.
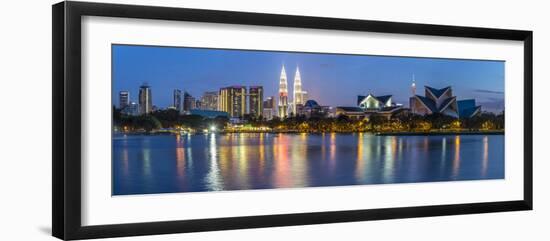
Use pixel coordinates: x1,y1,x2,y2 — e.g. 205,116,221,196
114,130,504,136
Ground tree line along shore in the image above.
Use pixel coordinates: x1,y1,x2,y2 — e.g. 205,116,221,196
114,107,504,135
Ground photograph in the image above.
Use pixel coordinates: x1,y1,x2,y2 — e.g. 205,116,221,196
111,44,505,196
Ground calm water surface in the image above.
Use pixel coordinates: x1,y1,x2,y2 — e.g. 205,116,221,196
112,133,504,195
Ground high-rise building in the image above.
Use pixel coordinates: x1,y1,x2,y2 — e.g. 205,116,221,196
293,67,304,114
183,91,195,112
138,83,152,115
119,91,130,109
200,91,218,110
278,66,289,118
173,89,182,113
263,96,275,109
263,96,276,120
218,86,247,118
248,86,263,118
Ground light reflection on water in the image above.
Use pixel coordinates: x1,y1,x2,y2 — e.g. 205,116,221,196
452,135,461,178
113,133,504,195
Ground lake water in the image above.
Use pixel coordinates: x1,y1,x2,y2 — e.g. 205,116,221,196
112,133,504,195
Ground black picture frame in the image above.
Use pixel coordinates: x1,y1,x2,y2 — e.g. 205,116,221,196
52,1,533,240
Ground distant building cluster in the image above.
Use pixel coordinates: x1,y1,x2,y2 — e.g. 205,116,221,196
118,69,483,121
117,65,325,120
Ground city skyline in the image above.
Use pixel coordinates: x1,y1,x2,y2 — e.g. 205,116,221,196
112,44,505,113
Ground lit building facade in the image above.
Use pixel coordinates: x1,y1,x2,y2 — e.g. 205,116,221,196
334,93,404,120
119,91,129,109
356,94,404,119
218,86,247,118
248,86,263,118
278,66,289,118
200,91,218,111
357,94,393,111
292,67,304,114
138,84,152,115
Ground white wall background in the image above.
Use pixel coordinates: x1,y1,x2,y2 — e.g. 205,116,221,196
0,0,547,240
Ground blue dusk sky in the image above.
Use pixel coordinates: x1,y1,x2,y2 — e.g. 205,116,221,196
112,44,505,113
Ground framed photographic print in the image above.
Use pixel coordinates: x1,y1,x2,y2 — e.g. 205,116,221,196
52,1,533,240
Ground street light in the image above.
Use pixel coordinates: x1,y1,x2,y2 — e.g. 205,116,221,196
210,126,217,132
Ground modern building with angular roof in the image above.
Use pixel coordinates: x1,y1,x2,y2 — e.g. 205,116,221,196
333,94,406,120
357,94,393,111
410,86,480,118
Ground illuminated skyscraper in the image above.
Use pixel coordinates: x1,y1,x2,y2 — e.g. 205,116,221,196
138,83,152,115
200,91,218,110
119,91,129,109
218,86,247,118
292,67,304,114
278,66,288,118
248,86,263,118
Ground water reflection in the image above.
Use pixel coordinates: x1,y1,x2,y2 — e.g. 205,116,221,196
383,137,396,183
141,148,151,177
175,134,185,178
113,133,505,195
482,136,489,177
356,133,364,181
273,134,291,188
121,139,129,176
452,135,461,178
440,137,447,175
329,133,336,163
205,133,223,191
185,143,193,170
259,133,265,176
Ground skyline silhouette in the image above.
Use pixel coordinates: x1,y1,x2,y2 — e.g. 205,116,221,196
112,44,505,113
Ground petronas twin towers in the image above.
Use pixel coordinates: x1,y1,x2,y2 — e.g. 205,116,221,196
278,65,306,118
